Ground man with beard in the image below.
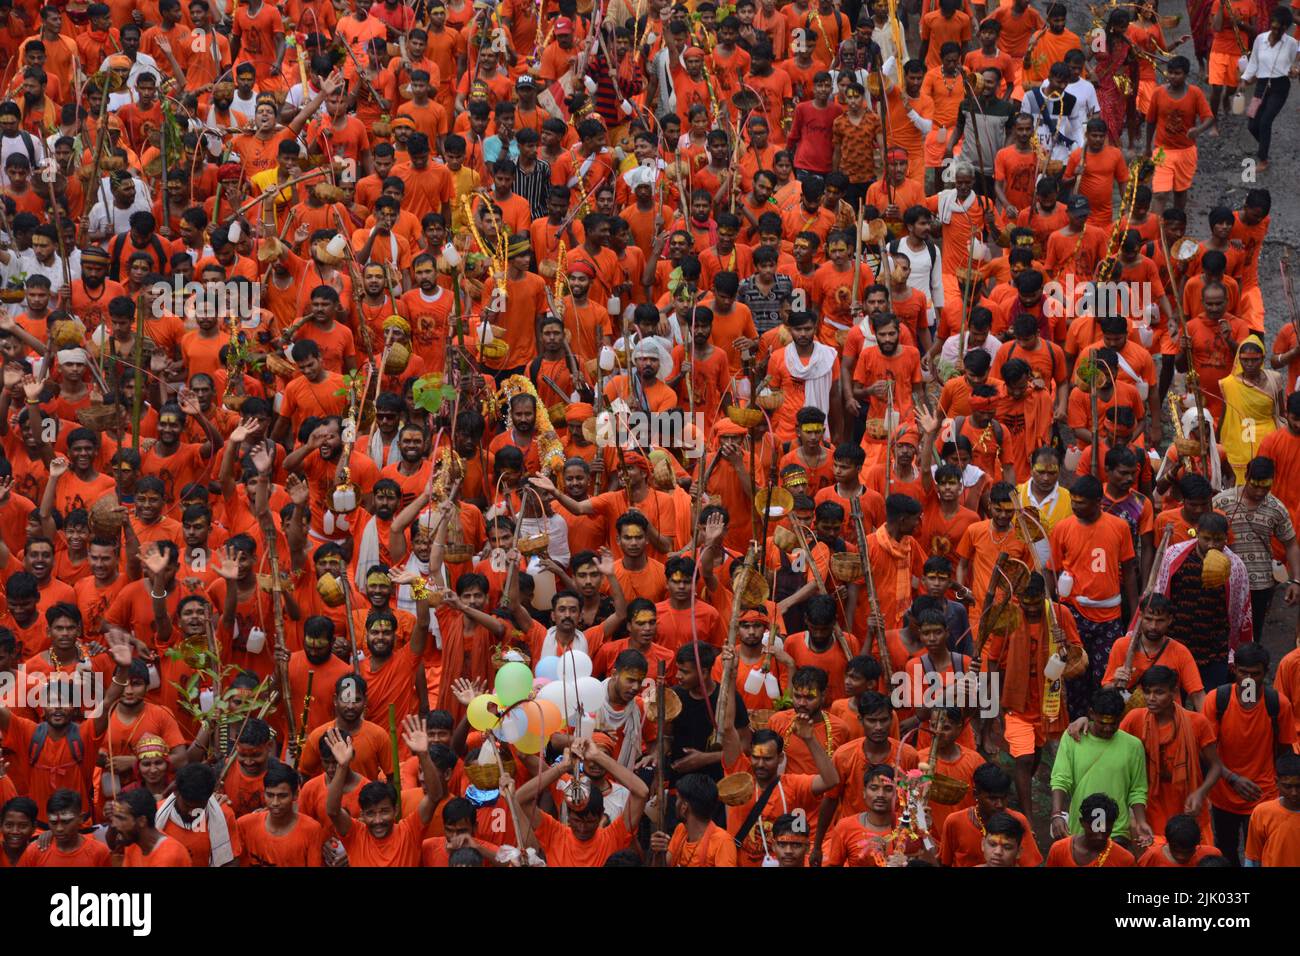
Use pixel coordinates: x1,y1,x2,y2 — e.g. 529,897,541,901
112,787,192,866
62,248,119,335
523,563,626,664
299,672,395,780
722,696,839,867
353,570,431,723
140,398,220,503
16,224,75,299
487,394,541,480
87,170,151,241
0,638,132,820
561,549,619,631
282,416,380,544
767,666,854,776
352,565,417,651
349,479,403,590
21,604,116,691
602,338,678,413
74,536,126,638
531,451,682,558
397,253,453,374
587,647,655,765
281,617,352,735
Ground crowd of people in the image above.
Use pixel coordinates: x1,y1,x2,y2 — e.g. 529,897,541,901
0,0,1298,870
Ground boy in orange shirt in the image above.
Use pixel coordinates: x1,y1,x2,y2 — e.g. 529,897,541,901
323,717,444,867
1245,753,1300,866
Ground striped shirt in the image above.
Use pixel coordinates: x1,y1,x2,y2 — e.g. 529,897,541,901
516,157,552,220
738,273,794,333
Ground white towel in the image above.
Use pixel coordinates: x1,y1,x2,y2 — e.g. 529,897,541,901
784,341,836,414
156,793,234,867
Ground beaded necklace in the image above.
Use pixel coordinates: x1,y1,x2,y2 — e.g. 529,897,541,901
782,711,835,756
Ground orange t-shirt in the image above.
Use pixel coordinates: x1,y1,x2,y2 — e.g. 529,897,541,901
1048,513,1136,622
236,811,326,867
1045,837,1135,866
122,835,193,867
1246,799,1300,866
340,811,425,867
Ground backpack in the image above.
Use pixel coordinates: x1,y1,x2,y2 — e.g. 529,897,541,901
108,230,168,282
1214,683,1280,743
888,236,937,275
28,720,85,767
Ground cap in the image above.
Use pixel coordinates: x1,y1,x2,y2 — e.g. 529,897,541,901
516,73,536,88
554,16,573,33
1067,194,1091,216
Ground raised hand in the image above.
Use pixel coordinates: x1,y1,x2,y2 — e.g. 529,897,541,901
140,542,170,579
323,728,354,767
450,677,483,707
595,547,615,576
400,714,429,754
286,474,310,506
178,387,202,417
250,443,274,476
47,455,69,479
387,567,422,586
213,545,241,581
21,374,43,403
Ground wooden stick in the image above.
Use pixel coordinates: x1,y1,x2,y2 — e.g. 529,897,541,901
651,659,668,866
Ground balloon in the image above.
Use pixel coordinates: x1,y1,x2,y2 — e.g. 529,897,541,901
558,649,593,682
535,656,559,681
495,705,529,743
536,699,564,737
494,661,534,706
514,731,545,754
538,677,578,714
532,677,552,691
576,676,606,714
466,693,501,732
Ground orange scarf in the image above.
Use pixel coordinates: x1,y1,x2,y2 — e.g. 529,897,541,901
1134,704,1200,800
872,525,913,610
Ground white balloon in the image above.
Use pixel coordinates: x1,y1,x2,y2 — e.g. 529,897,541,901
496,707,528,743
558,649,593,682
538,678,579,715
576,677,606,714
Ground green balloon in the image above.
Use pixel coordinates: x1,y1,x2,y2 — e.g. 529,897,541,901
494,661,534,706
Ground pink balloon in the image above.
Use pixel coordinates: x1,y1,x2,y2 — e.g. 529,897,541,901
532,677,552,690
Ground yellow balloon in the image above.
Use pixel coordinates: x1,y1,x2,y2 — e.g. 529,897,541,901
514,731,545,754
467,693,501,732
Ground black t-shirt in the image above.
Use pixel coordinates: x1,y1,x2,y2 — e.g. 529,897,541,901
667,683,750,785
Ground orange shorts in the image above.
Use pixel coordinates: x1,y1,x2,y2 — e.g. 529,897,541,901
1137,78,1155,116
1208,50,1242,87
1004,711,1046,757
1240,286,1264,333
1152,144,1198,193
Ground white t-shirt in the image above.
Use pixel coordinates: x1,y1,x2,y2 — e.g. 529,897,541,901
88,193,154,237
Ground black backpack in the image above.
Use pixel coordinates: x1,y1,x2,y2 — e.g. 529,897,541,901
1214,683,1280,743
28,720,85,767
